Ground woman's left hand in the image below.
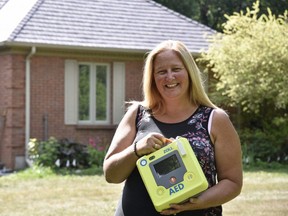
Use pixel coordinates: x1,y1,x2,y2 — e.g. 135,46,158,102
160,197,203,215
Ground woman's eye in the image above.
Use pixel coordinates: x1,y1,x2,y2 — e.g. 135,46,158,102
173,67,182,72
156,70,166,75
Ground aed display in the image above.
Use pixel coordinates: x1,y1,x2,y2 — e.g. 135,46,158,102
136,137,208,212
154,154,181,176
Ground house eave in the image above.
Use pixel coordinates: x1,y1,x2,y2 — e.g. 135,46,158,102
0,41,148,54
0,41,201,57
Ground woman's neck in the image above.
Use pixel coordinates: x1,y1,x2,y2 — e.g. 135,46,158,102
153,100,198,123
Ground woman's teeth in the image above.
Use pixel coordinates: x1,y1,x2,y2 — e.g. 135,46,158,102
166,83,178,88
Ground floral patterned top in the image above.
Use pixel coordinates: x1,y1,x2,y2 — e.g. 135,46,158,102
115,105,222,216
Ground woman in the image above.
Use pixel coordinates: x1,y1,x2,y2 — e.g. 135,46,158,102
103,40,242,215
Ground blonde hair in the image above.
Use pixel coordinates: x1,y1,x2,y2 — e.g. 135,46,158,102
142,40,216,113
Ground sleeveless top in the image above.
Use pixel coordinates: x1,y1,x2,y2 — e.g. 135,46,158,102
115,105,222,216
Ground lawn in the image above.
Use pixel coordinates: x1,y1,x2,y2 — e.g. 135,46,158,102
0,167,287,216
223,170,288,216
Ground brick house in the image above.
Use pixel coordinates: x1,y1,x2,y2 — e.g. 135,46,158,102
0,0,215,170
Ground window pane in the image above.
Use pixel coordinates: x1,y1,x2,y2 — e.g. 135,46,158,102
95,65,107,121
79,65,90,121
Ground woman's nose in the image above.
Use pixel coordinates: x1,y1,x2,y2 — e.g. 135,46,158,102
165,70,175,80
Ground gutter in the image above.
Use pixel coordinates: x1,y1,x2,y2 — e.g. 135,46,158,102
25,46,36,167
1,41,202,57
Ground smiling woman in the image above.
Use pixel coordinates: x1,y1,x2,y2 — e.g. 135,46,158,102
103,40,243,216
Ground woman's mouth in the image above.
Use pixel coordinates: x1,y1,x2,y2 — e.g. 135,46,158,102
165,83,178,88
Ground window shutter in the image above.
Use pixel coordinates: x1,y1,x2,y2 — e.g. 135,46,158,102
113,62,125,124
64,59,78,124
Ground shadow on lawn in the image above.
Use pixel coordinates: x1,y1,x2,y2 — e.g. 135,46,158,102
54,166,104,176
2,166,105,179
243,162,288,174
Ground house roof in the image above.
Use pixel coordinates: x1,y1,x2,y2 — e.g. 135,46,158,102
0,0,215,53
0,0,8,9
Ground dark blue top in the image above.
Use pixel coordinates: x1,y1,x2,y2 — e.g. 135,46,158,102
115,105,222,216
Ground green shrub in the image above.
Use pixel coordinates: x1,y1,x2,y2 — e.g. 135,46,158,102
87,137,107,167
240,116,288,164
28,136,107,170
28,137,60,168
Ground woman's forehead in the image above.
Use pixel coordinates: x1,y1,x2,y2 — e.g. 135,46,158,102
154,50,183,66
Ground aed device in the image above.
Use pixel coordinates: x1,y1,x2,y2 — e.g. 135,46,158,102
136,137,208,212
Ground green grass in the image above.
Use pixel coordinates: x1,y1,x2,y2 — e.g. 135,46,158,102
0,167,123,216
223,169,288,215
0,166,287,216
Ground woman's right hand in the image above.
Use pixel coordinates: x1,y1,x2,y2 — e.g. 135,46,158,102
135,133,171,156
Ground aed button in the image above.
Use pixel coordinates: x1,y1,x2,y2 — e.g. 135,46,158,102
140,159,147,166
170,176,177,184
185,172,194,181
149,155,155,161
156,187,165,196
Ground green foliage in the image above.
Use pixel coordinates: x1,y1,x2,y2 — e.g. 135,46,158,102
154,0,288,31
10,166,57,179
241,119,288,165
201,1,288,113
87,137,107,167
198,1,288,164
28,136,107,170
28,137,60,168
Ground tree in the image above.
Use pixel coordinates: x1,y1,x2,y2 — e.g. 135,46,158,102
153,0,288,31
201,1,288,113
200,1,288,163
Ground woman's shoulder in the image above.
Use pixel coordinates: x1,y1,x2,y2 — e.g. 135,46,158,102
126,100,148,109
210,108,233,131
212,108,229,119
127,101,152,113
125,101,150,119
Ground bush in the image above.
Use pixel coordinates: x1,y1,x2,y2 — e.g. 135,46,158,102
28,137,107,170
200,1,288,112
87,137,107,167
28,137,60,168
57,138,90,168
240,116,288,164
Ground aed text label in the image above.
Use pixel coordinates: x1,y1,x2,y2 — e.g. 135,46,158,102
169,183,184,195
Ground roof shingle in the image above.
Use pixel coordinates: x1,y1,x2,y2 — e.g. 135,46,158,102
1,0,216,53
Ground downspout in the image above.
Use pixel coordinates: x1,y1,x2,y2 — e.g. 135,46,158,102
25,46,36,167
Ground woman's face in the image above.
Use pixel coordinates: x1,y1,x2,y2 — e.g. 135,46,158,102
153,49,189,102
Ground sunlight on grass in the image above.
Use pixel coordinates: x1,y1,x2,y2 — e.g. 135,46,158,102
0,168,123,216
223,171,288,216
0,167,287,216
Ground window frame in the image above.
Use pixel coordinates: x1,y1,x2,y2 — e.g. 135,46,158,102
65,60,125,126
77,62,111,125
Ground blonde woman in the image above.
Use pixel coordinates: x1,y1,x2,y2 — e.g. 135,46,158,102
104,40,242,216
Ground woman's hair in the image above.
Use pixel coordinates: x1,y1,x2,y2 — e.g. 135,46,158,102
142,40,217,113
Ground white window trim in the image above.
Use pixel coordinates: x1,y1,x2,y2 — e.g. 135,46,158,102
65,60,78,125
113,62,125,124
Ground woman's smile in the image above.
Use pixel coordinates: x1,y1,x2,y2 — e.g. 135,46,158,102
166,83,178,88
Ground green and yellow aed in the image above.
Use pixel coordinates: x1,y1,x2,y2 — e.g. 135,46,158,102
136,137,208,212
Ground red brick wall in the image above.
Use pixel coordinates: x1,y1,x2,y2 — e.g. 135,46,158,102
30,55,143,142
125,61,143,102
0,52,145,169
0,54,26,169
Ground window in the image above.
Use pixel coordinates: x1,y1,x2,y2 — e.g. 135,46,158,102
65,60,125,126
78,63,110,124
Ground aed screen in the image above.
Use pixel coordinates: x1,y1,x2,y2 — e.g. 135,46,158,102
153,154,181,176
